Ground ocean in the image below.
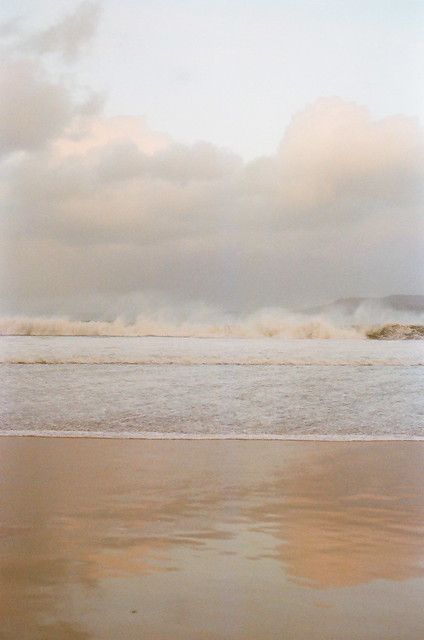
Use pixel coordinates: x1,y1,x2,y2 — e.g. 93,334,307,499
1,335,423,439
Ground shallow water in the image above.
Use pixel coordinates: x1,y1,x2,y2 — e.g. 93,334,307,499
0,336,423,439
1,438,424,640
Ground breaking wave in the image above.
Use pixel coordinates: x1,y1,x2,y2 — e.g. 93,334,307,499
0,314,362,339
0,315,360,338
366,324,424,340
0,316,423,340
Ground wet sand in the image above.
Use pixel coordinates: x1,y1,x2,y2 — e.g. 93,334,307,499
1,438,424,639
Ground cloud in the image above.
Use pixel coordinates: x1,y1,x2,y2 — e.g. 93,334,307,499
276,97,423,210
27,1,101,62
54,116,170,159
0,58,74,155
0,17,422,315
0,4,104,157
0,17,22,39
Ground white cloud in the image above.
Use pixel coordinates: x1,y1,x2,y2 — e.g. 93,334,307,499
276,97,423,209
28,1,101,62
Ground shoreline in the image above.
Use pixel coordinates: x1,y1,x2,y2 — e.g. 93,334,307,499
1,431,423,441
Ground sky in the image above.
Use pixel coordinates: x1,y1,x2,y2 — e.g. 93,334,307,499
0,0,423,318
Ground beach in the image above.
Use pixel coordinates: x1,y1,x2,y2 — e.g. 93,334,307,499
2,1,423,637
1,437,424,640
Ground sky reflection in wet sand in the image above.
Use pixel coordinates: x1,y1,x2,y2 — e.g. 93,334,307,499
1,439,424,639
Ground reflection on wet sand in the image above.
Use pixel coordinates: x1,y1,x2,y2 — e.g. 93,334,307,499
0,439,424,640
245,443,424,588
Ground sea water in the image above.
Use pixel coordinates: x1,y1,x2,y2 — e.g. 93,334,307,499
0,336,423,439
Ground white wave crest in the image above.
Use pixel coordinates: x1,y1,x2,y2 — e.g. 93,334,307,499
0,313,360,339
1,314,423,340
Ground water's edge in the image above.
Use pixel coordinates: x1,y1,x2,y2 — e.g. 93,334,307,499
1,430,423,441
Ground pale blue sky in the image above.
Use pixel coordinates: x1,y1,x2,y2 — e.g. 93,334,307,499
2,0,423,158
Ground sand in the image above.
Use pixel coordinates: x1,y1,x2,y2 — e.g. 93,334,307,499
1,437,424,639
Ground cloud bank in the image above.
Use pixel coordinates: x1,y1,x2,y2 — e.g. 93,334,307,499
0,4,423,318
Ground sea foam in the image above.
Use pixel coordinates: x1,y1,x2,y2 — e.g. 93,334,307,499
0,315,423,340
